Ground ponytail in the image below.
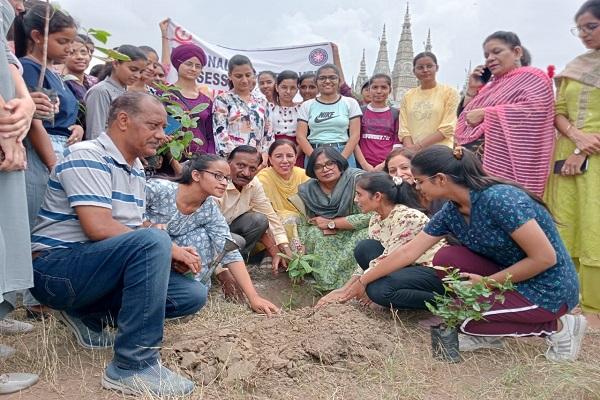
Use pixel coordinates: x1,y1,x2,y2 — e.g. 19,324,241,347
356,172,425,213
411,145,552,212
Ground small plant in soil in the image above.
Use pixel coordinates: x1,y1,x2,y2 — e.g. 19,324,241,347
278,252,320,285
278,252,321,310
426,268,515,363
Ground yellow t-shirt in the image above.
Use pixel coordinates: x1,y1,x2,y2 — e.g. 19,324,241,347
398,83,460,148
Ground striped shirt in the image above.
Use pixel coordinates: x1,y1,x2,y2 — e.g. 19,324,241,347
31,133,146,251
455,67,555,196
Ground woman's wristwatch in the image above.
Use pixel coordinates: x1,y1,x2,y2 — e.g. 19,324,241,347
573,147,582,155
327,220,336,230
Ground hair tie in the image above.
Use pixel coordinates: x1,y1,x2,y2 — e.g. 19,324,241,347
392,176,403,186
453,146,464,160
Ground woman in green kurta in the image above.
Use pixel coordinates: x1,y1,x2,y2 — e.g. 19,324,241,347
544,0,600,329
297,148,370,290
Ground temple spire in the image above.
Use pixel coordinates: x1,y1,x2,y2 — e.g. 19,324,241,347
391,2,418,102
354,48,369,93
425,28,432,52
373,24,391,77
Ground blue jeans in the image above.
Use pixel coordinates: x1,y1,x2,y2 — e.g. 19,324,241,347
306,143,357,168
30,229,207,369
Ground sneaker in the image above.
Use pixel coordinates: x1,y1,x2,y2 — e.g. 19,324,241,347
0,344,16,359
0,319,34,335
459,334,505,351
102,361,195,396
0,373,39,394
55,311,114,349
546,314,587,362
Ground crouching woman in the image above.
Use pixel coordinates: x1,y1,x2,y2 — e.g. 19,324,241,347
145,154,279,316
317,172,445,310
326,145,585,362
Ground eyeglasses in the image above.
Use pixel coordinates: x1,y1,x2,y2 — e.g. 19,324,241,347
413,174,438,187
317,75,339,82
414,64,437,71
313,160,337,172
182,61,203,70
198,170,232,183
571,23,599,36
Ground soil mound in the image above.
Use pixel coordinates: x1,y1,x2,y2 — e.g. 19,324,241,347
163,303,398,389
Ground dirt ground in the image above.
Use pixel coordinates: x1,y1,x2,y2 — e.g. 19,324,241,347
2,262,600,400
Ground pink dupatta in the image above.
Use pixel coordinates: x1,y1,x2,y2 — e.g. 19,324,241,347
455,67,555,196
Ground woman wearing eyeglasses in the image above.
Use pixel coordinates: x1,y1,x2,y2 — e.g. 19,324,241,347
296,148,370,290
144,154,279,316
296,63,362,168
455,31,555,197
331,146,585,361
399,52,460,151
545,0,600,329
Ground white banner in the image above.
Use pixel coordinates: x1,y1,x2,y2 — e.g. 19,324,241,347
166,20,333,94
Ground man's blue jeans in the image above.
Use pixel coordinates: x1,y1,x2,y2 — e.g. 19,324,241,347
30,229,207,370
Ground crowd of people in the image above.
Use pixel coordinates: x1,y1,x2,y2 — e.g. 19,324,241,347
1,0,599,396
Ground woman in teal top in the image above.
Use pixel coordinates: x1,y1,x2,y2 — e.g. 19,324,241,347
334,145,585,362
296,63,362,168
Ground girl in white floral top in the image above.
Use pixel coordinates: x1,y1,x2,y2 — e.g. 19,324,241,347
269,70,304,166
212,55,272,164
318,172,445,310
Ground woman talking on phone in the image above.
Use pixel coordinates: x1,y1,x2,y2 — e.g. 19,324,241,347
455,31,555,196
545,0,600,329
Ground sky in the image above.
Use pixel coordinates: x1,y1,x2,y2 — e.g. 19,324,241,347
59,0,585,90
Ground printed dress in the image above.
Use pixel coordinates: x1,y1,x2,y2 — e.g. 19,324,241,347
145,179,243,284
297,200,370,291
212,91,272,156
367,204,445,270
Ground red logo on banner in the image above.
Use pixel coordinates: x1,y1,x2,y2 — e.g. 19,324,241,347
174,26,193,44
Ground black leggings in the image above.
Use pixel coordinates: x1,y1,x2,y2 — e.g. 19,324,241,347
353,239,444,310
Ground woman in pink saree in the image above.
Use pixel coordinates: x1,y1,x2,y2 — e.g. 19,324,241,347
456,31,555,196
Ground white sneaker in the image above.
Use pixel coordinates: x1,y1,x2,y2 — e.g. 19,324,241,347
546,314,587,362
0,373,39,394
459,334,505,351
0,344,16,359
0,319,34,335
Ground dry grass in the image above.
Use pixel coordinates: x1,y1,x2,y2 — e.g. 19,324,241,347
1,284,599,400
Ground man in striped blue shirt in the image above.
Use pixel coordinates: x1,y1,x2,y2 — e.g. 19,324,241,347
29,92,201,396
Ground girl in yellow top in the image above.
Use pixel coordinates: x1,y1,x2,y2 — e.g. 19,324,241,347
399,52,460,150
257,139,310,254
544,0,600,329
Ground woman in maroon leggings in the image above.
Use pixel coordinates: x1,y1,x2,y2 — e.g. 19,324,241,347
335,145,586,362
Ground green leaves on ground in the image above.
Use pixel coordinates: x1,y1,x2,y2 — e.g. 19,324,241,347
425,268,515,329
279,253,320,285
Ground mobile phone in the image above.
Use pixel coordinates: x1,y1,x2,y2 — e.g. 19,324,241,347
480,67,492,84
553,158,589,174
